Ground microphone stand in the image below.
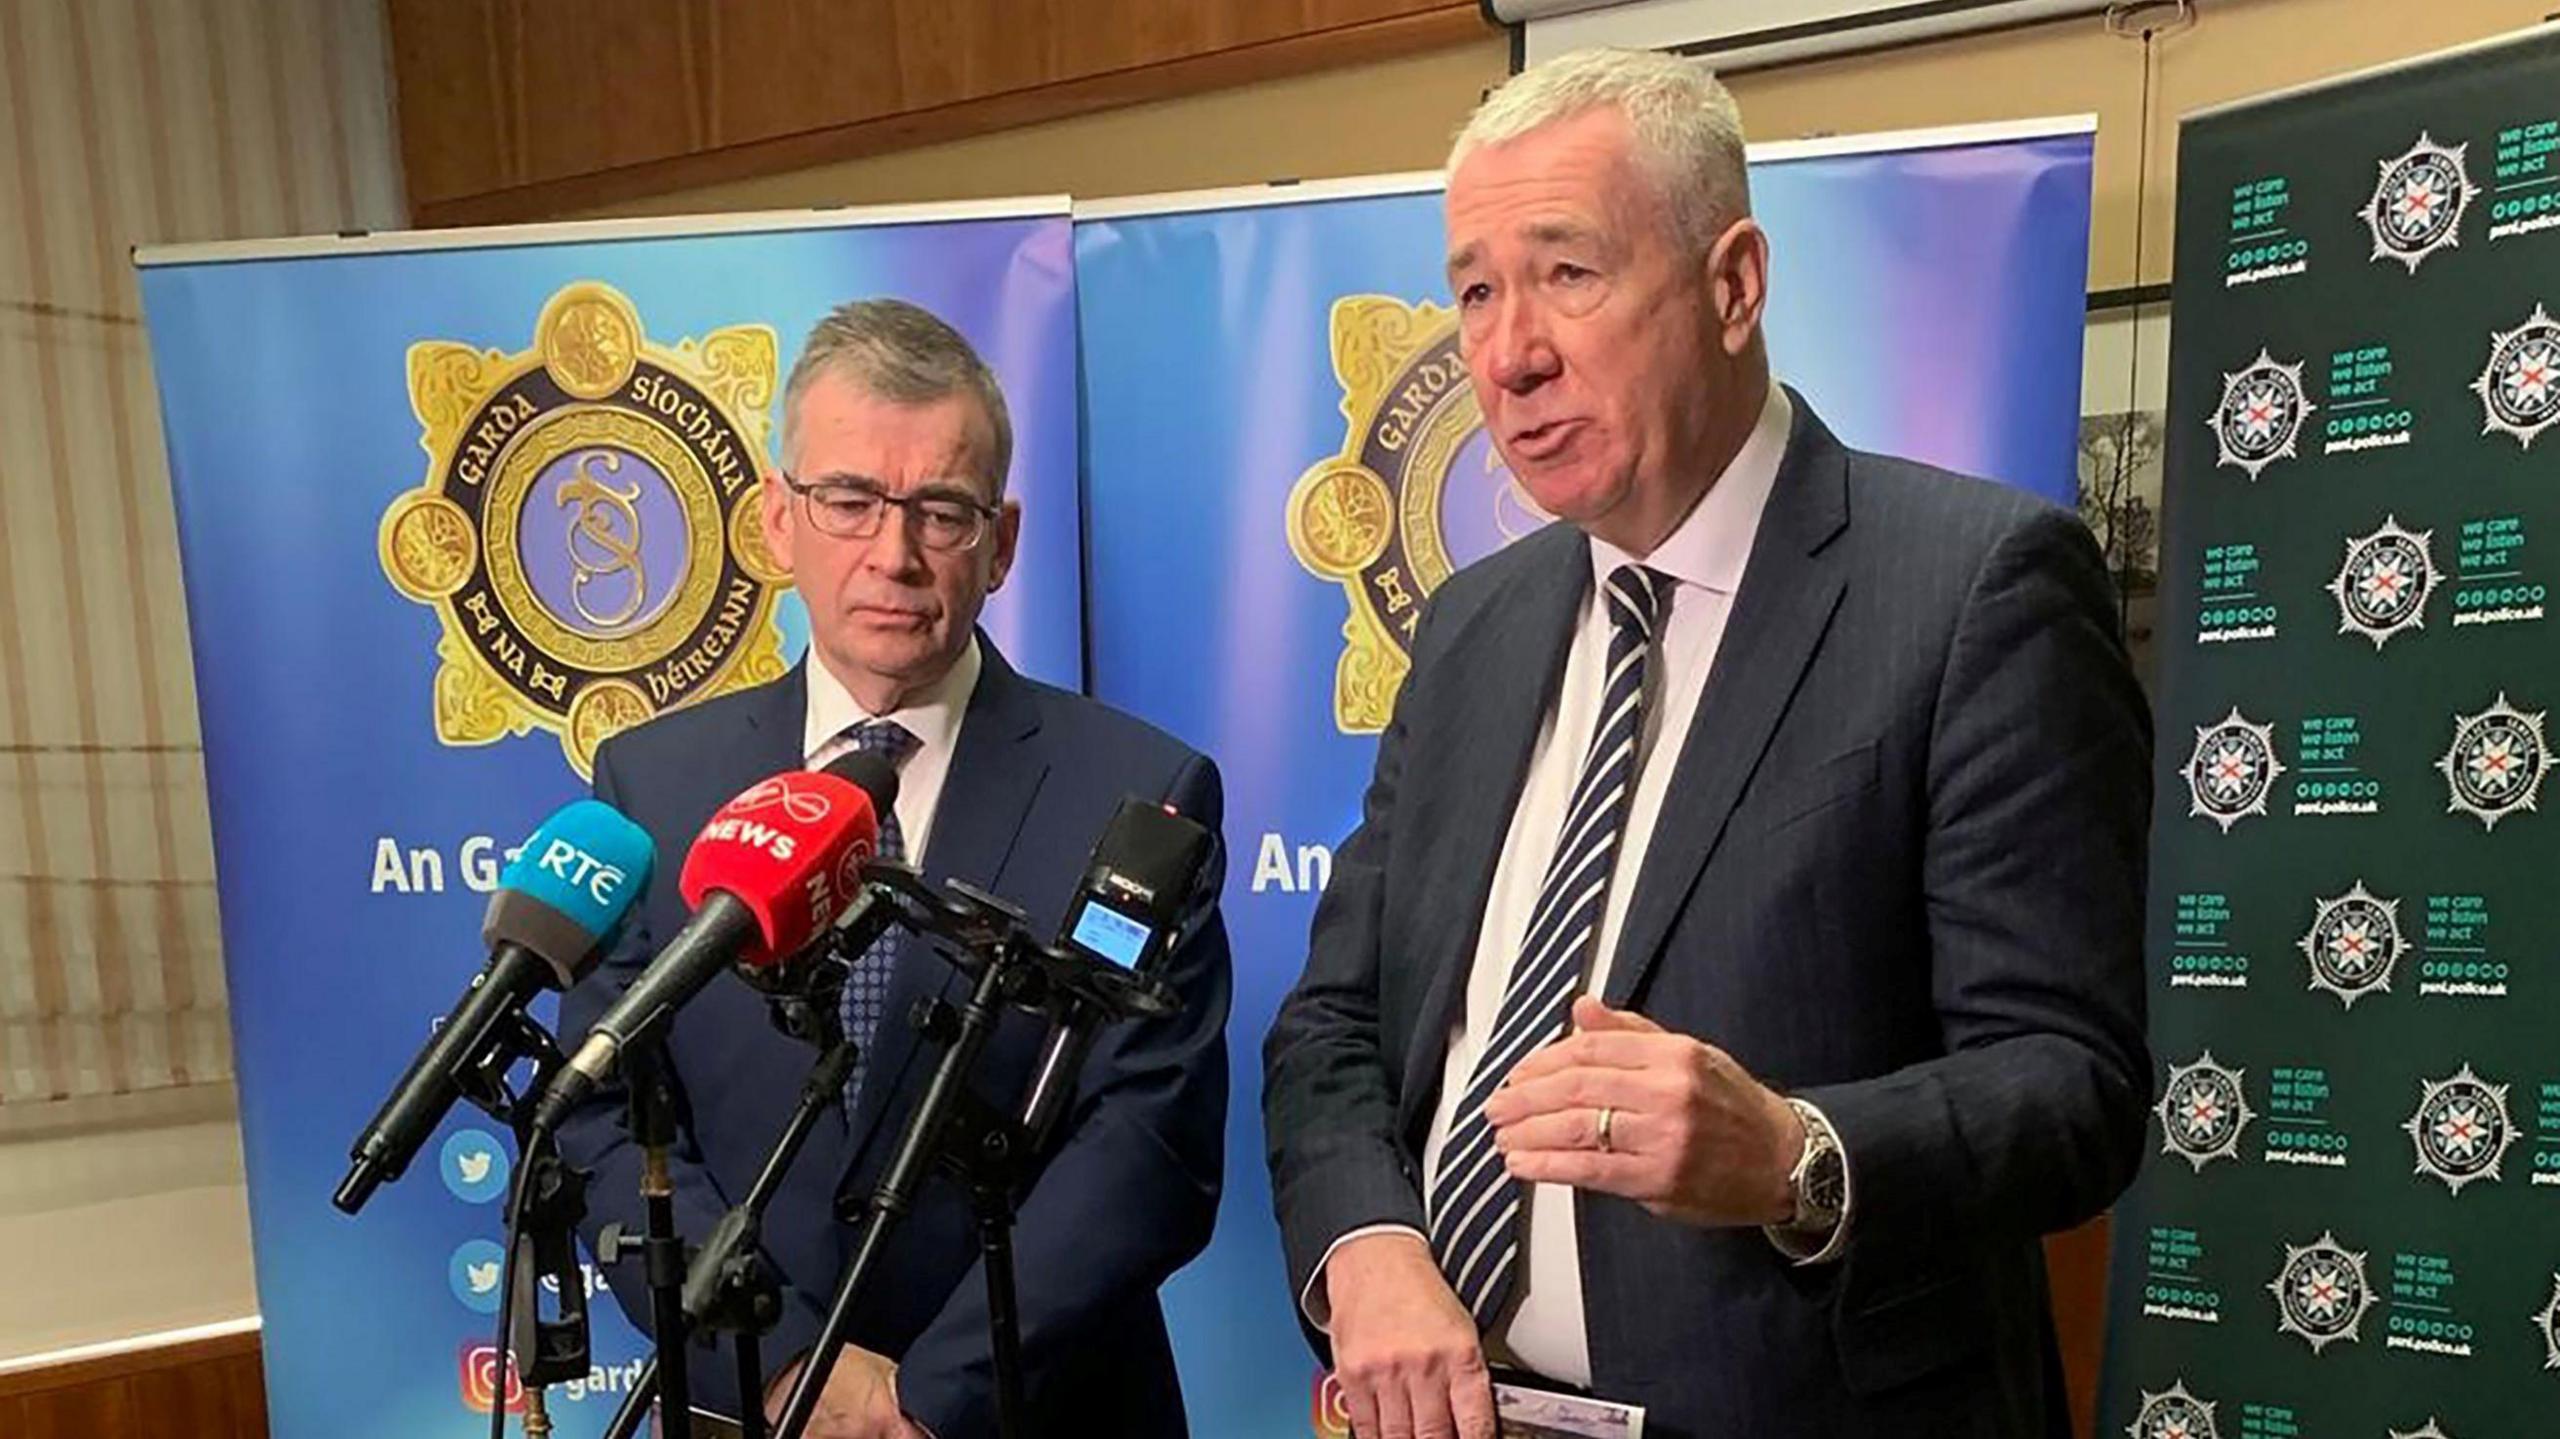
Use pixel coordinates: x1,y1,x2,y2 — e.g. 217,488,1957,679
771,877,1179,1439
924,991,1168,1439
623,1035,694,1439
600,976,859,1439
929,1082,1035,1433
505,1133,593,1439
772,933,1016,1439
446,1009,593,1439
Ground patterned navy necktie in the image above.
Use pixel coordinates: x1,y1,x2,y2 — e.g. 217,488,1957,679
831,719,918,1118
1427,562,1667,1328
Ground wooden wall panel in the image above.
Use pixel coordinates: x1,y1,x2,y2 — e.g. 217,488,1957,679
389,0,1490,225
2046,1214,2111,1439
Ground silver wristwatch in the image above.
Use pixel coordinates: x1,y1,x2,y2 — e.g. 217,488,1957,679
1783,1098,1846,1230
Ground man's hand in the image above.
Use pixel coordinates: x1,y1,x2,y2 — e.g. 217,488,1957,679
763,1345,927,1439
1323,1230,1496,1439
1485,996,1802,1228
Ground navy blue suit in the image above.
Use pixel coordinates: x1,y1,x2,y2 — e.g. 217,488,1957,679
558,642,1230,1437
1265,398,2152,1437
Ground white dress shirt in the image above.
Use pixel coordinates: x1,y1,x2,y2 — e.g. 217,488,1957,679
1310,384,1844,1387
802,636,983,861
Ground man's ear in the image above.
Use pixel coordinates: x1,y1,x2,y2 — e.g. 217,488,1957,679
759,470,795,574
986,499,1023,593
1706,217,1770,358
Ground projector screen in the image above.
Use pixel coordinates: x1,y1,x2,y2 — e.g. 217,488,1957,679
1499,0,2109,71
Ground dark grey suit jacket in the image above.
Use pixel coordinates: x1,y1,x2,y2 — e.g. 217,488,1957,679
559,643,1230,1437
1264,396,2152,1438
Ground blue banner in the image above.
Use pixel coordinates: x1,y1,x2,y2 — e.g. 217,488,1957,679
142,131,2092,1437
1076,128,2095,1437
138,209,1081,1437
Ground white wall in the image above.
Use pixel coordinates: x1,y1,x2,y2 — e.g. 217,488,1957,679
0,1084,256,1359
0,0,403,1360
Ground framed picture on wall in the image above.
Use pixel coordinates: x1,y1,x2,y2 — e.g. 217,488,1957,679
2080,294,2171,691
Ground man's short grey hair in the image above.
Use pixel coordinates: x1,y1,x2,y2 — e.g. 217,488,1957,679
1450,47,1751,253
783,298,1015,495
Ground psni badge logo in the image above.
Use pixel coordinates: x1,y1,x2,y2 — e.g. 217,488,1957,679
2329,517,2436,649
2209,350,2314,480
2437,692,2549,831
2155,1050,2253,1172
2402,1061,2516,1195
2126,1380,2218,1439
2297,881,2401,1009
2184,707,2285,832
2472,302,2560,450
1289,297,1547,732
2267,1231,2377,1354
2360,132,2478,273
380,283,789,776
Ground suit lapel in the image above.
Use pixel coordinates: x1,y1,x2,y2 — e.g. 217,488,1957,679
1603,397,1851,1009
1394,527,1585,1138
719,662,873,1214
737,660,809,788
840,638,1049,1159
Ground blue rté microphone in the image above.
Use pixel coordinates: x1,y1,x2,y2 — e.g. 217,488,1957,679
335,799,655,1214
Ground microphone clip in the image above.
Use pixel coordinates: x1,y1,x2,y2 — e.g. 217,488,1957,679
861,867,1180,1026
449,1009,571,1135
747,947,850,1051
508,1143,597,1391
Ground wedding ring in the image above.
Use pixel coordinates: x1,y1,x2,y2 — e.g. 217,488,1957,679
1596,1105,1616,1154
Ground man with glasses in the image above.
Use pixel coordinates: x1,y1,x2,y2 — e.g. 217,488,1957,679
558,299,1232,1439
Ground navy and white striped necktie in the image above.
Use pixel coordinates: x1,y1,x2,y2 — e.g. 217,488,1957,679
1427,562,1666,1328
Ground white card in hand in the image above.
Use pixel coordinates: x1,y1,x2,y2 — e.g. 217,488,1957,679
1493,1381,1645,1439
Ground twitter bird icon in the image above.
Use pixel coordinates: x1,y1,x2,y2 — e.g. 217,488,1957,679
439,1129,510,1205
449,1239,509,1315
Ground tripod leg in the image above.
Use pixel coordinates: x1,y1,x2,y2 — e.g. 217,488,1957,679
976,1186,1026,1439
735,1330,767,1439
599,1359,658,1439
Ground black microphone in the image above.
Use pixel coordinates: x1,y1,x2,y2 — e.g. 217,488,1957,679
335,800,656,1215
529,755,899,1135
1017,797,1217,1147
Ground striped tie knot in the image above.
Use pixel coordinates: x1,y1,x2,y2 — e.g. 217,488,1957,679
1603,563,1667,644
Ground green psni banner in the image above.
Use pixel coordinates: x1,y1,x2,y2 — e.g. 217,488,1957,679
2099,24,2560,1439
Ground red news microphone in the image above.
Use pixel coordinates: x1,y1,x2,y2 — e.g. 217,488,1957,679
529,756,894,1135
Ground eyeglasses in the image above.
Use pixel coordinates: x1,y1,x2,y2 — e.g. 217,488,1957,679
780,474,999,553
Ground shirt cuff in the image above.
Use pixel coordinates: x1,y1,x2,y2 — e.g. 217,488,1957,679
1763,1098,1854,1266
1301,1223,1430,1331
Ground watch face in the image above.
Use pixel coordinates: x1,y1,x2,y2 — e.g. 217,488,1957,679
1805,1147,1846,1215
1789,1101,1847,1219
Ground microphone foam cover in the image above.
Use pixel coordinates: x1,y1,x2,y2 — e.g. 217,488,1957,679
485,799,657,982
678,770,880,964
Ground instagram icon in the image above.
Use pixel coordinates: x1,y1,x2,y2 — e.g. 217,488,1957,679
459,1340,526,1415
1310,1370,1352,1438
